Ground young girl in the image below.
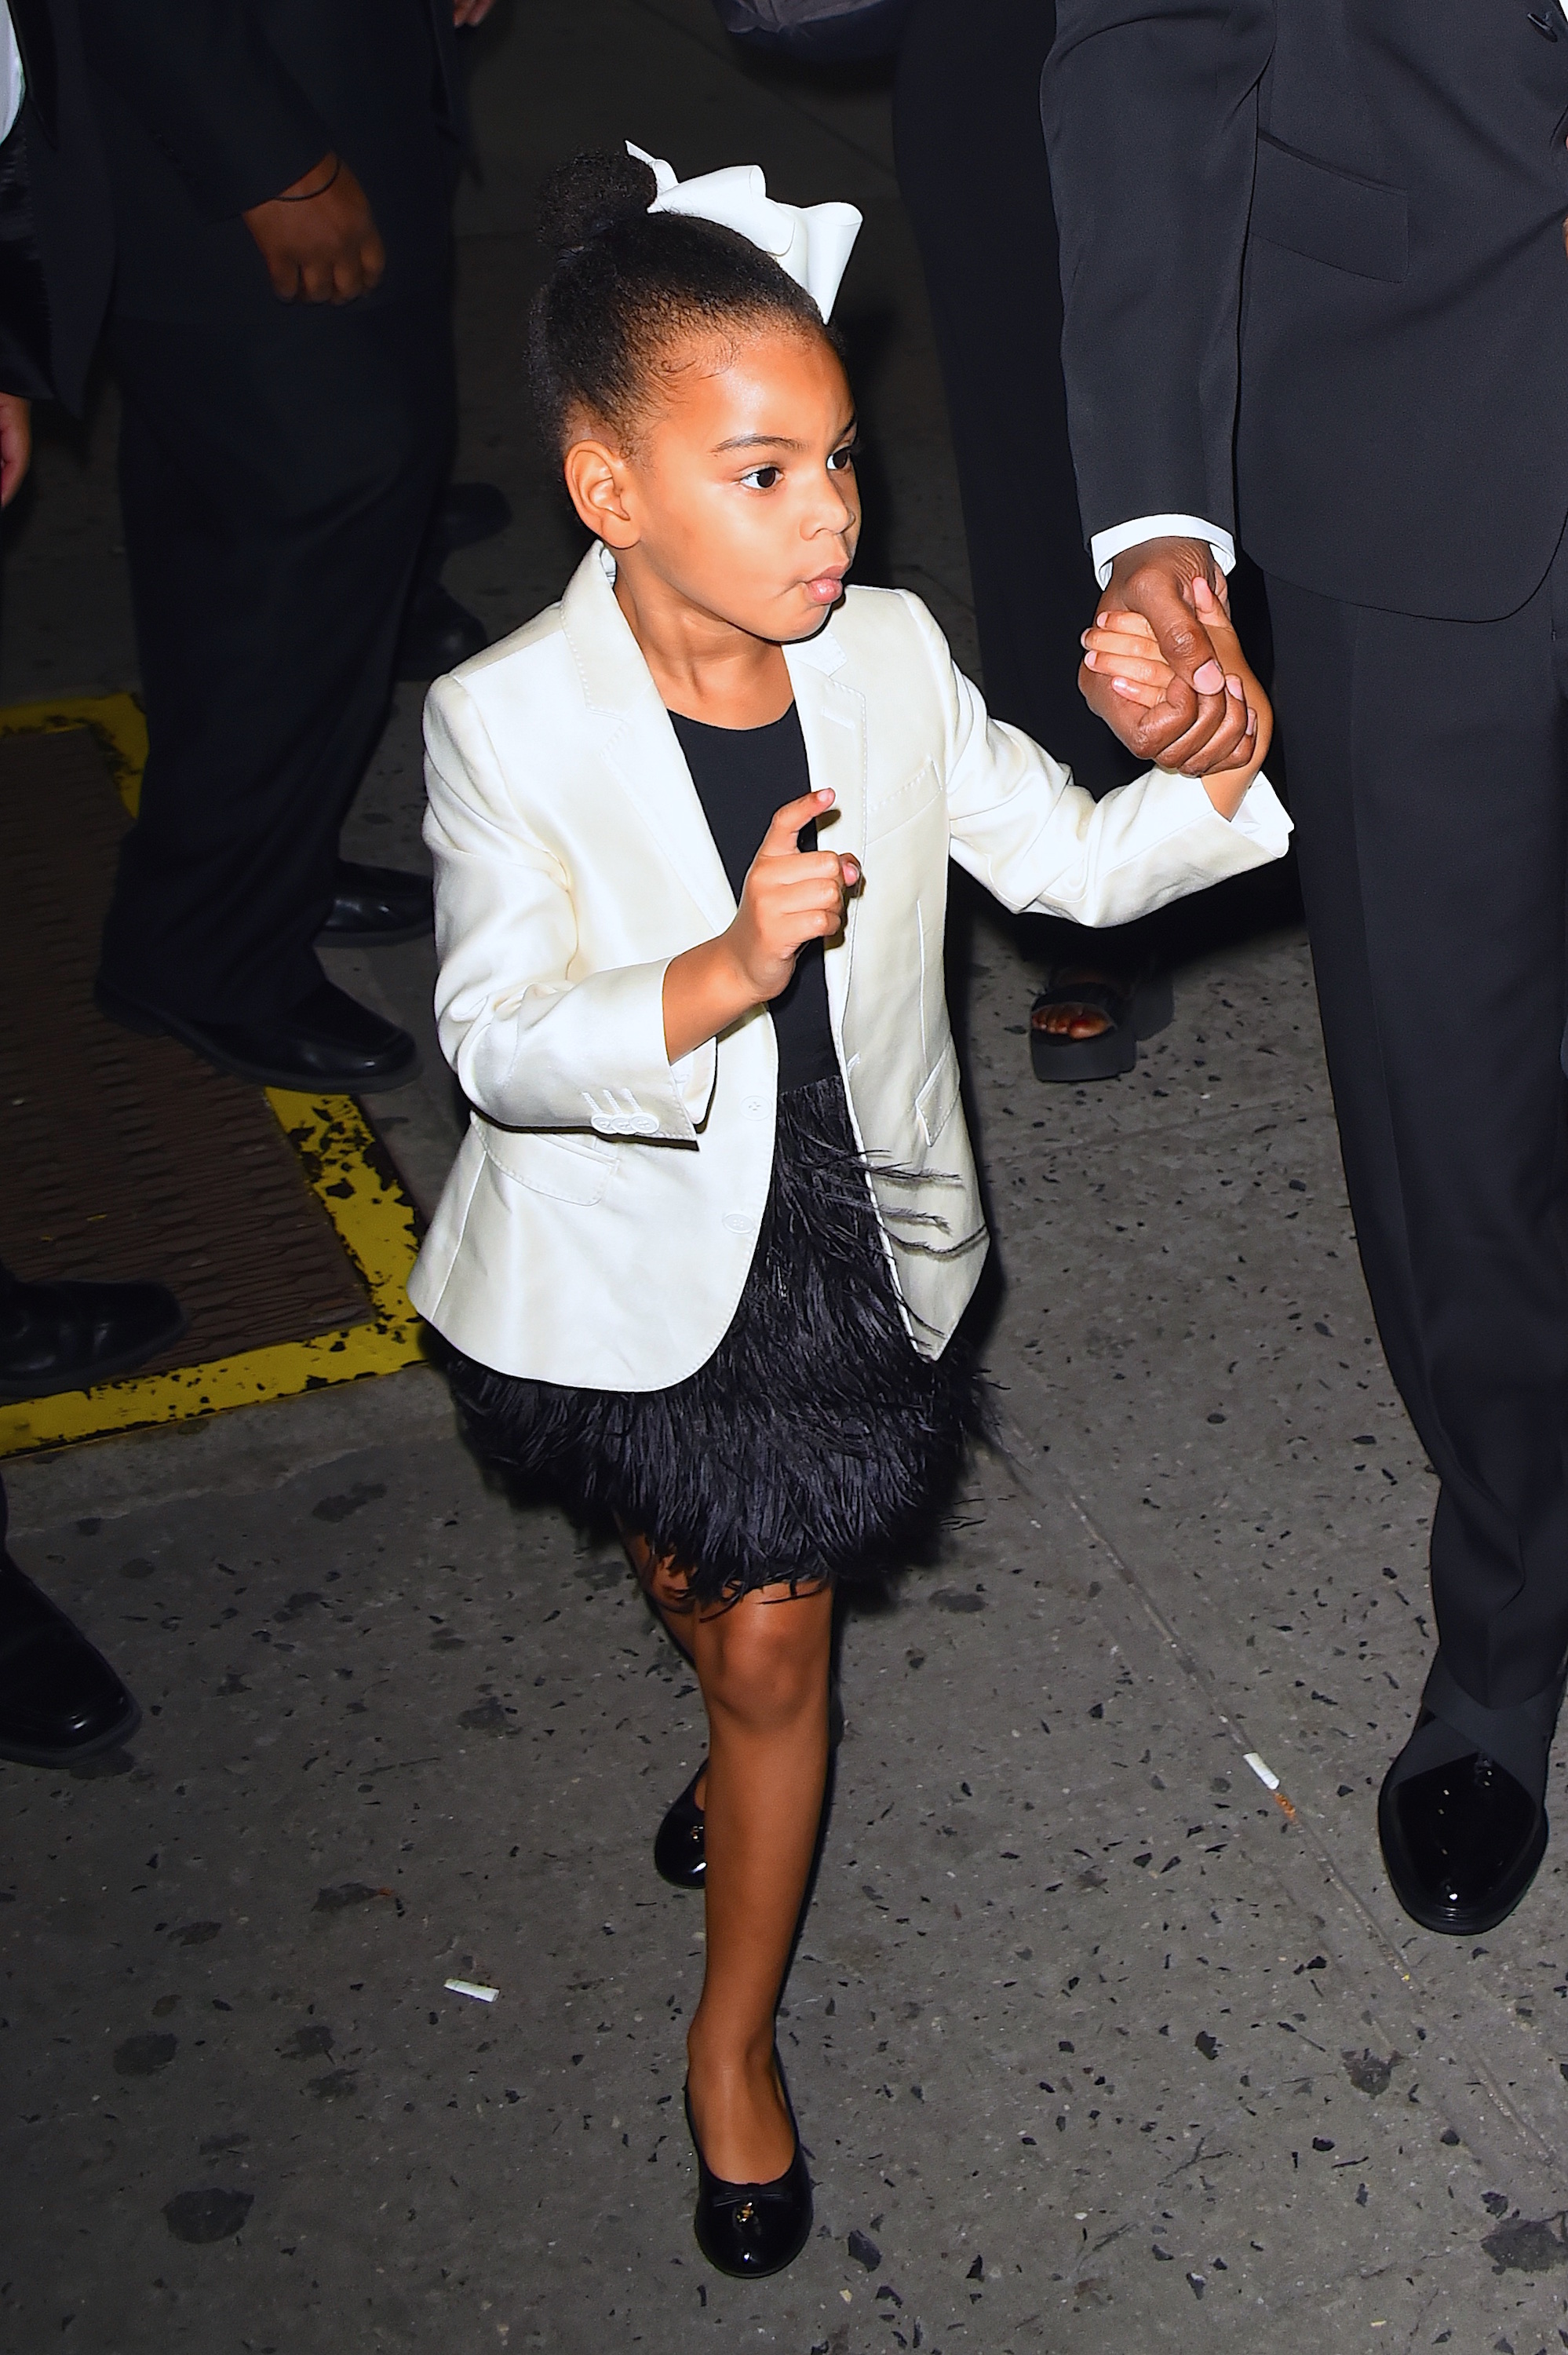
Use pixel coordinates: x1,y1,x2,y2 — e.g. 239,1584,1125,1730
410,144,1287,2280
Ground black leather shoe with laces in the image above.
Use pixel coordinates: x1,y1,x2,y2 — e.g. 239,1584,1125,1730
685,2071,812,2279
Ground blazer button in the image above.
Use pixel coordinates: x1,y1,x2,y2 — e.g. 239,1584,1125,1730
723,1212,753,1235
742,1095,767,1118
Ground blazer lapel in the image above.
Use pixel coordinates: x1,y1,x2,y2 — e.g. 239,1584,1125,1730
786,622,866,1045
562,546,737,937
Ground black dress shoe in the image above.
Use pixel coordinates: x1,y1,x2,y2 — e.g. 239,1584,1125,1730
319,860,434,946
0,1269,187,1401
655,1766,706,1889
685,2070,812,2279
434,480,512,556
1378,1656,1560,1935
396,580,490,680
655,1680,843,1889
96,977,418,1095
0,1555,139,1766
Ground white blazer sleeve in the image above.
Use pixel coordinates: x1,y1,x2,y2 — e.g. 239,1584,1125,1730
900,594,1291,927
423,675,717,1141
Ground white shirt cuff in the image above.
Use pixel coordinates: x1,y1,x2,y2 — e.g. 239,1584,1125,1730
1090,516,1237,591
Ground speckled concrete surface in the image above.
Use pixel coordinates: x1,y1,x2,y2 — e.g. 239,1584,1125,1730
5,5,1568,2350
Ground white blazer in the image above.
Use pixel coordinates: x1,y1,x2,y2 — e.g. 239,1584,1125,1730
409,544,1289,1390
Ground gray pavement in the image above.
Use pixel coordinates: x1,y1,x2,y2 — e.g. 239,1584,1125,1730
4,6,1568,2350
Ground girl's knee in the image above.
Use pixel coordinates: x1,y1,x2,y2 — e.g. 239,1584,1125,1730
698,1591,830,1730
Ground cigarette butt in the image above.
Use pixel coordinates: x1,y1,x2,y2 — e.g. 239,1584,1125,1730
443,1978,499,2003
1243,1751,1279,1791
1272,1791,1296,1823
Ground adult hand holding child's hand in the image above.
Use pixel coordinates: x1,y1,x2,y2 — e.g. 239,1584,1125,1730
663,788,859,1061
1081,583,1272,820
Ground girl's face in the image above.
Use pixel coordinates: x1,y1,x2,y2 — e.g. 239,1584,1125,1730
565,324,862,646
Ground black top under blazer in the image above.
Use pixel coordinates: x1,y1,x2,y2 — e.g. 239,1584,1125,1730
75,0,463,319
1041,0,1568,620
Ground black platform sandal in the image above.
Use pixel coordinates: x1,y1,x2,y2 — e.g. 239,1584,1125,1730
1029,966,1173,1083
685,2065,813,2278
655,1680,844,1889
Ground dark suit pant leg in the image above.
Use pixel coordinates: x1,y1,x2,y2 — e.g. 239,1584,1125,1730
100,294,454,1024
893,0,1129,790
1267,559,1568,1711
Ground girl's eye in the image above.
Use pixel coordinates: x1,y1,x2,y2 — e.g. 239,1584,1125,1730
827,444,859,473
740,466,782,491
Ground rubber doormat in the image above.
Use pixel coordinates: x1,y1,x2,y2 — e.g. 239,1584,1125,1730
0,697,425,1456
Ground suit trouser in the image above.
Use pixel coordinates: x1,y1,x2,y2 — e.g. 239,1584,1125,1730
893,0,1132,792
1268,539,1568,1711
99,290,454,1024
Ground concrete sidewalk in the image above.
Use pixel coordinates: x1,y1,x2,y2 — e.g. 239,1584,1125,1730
4,6,1568,2350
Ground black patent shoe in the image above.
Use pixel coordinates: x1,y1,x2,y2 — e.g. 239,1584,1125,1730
319,860,434,946
655,1767,706,1889
0,1269,186,1400
97,977,418,1095
1379,1711,1548,1937
685,2072,812,2278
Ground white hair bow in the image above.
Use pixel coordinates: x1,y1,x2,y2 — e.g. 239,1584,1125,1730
626,141,861,321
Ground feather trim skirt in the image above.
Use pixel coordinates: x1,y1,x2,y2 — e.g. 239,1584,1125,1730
445,1072,985,1601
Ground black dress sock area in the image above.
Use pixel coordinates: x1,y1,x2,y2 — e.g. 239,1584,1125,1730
1386,1656,1568,1808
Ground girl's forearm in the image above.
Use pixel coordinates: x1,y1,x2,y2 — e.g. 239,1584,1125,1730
663,935,761,1063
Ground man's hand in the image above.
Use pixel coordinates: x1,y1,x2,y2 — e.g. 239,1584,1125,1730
0,393,31,506
662,787,859,1061
453,0,498,21
242,153,385,305
1081,535,1253,776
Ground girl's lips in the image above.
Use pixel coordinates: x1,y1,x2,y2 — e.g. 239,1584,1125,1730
802,571,847,604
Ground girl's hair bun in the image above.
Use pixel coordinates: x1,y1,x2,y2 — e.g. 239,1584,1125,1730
536,150,658,257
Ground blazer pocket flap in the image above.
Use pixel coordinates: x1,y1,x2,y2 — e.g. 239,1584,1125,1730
1253,136,1408,284
476,1119,617,1205
915,1039,962,1149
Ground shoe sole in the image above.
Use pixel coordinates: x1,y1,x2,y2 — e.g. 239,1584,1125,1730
0,1305,190,1402
0,1693,141,1770
96,988,420,1096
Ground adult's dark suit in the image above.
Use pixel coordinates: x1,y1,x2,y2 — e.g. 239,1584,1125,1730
80,0,462,1025
1043,3,1568,1725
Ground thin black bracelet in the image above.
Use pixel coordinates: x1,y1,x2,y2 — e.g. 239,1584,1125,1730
276,156,342,203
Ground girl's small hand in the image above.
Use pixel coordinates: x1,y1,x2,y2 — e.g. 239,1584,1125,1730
728,788,859,1002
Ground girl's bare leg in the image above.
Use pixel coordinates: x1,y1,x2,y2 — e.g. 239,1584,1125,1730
623,1525,706,1804
684,1579,833,2182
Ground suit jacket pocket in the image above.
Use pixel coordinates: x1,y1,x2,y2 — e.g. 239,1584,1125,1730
1252,136,1408,285
915,1037,962,1149
476,1119,618,1205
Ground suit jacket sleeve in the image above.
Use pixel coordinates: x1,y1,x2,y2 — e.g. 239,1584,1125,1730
1040,0,1273,546
422,675,719,1143
77,0,330,216
900,594,1289,923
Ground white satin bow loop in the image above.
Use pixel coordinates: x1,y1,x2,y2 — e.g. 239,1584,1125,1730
625,141,861,319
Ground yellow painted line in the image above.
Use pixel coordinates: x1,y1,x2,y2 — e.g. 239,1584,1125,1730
0,699,429,1457
0,690,149,813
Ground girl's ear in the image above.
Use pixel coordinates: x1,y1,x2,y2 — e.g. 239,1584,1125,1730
563,436,639,548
